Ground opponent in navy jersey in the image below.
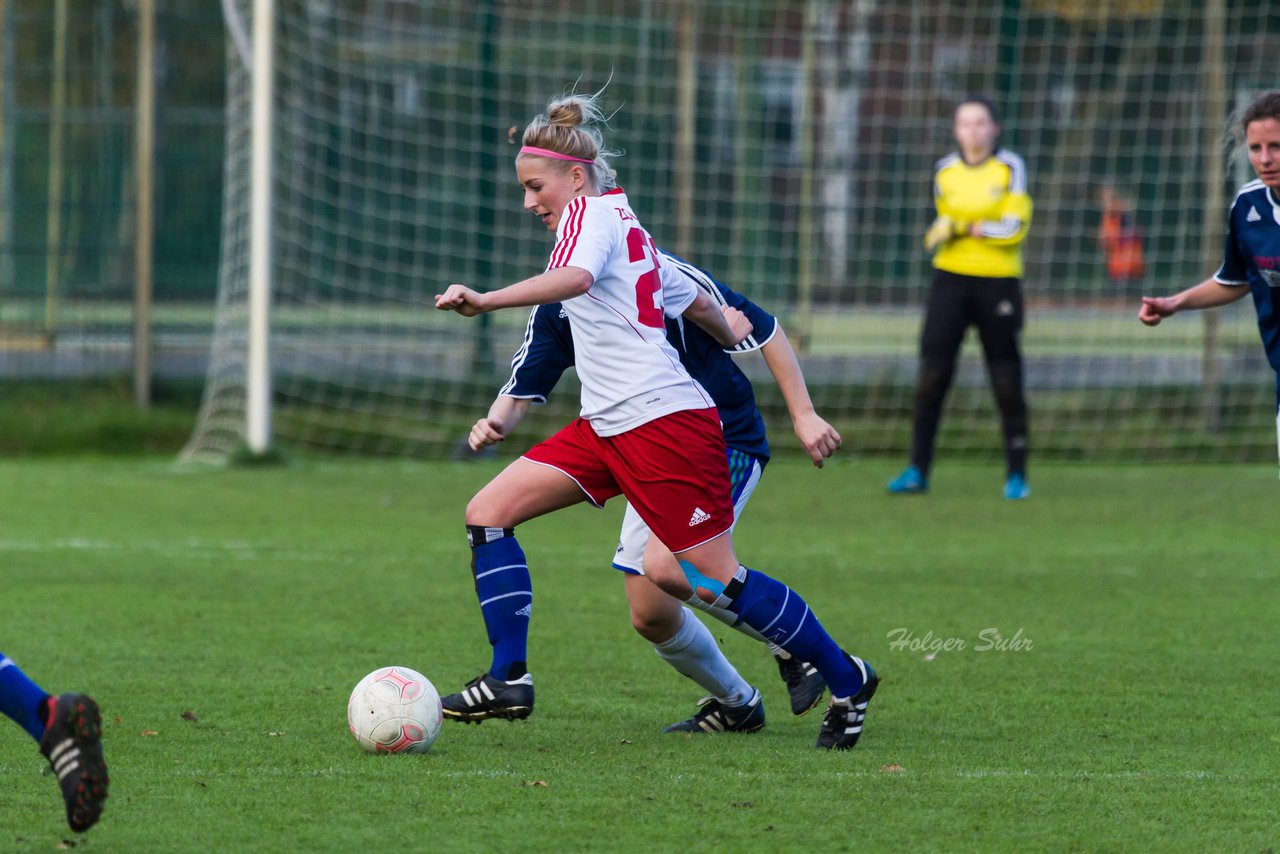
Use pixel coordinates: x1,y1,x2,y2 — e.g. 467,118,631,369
502,251,778,462
1213,180,1280,384
1141,91,1280,467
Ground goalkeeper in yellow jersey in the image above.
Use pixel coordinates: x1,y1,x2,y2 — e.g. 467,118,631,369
888,96,1033,499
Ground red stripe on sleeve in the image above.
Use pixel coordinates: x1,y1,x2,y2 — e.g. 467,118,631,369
554,198,586,268
548,197,586,269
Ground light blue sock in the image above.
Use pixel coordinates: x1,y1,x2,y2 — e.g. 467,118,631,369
652,609,752,707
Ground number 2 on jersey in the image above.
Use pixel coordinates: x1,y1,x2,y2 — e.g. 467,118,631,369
626,227,664,329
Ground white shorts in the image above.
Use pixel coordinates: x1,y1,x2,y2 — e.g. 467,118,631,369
611,448,764,575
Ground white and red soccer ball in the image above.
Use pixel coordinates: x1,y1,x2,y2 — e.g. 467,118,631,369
347,666,443,754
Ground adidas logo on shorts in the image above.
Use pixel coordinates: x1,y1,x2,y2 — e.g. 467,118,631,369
688,507,711,526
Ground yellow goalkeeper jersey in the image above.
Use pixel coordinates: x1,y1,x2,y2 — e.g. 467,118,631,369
932,148,1032,279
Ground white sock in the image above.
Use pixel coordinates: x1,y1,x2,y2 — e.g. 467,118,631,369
652,609,753,707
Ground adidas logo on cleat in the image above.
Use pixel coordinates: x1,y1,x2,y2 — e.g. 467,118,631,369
688,507,711,526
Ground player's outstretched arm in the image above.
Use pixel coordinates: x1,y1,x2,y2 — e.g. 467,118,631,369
1139,277,1249,327
760,325,842,468
436,267,594,317
469,396,533,452
682,290,752,347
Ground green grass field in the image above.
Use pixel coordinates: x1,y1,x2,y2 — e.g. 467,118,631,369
2,457,1277,852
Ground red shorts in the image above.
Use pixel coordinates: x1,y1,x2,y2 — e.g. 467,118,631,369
522,408,734,553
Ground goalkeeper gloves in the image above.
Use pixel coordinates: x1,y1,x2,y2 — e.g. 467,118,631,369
923,215,968,252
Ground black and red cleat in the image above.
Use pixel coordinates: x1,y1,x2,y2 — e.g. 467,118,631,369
39,693,109,832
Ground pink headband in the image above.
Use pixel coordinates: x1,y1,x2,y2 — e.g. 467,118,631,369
518,145,594,165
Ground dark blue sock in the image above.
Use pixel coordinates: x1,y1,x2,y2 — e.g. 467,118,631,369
719,567,866,698
0,654,51,742
466,526,532,681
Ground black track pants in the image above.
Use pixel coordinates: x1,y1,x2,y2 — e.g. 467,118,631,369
910,269,1029,477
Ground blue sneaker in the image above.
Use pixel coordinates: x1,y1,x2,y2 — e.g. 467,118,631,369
1004,473,1030,500
887,466,928,494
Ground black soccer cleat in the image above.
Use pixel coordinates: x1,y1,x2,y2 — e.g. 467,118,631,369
816,657,879,751
775,653,826,716
663,687,765,734
39,693,109,832
441,672,534,723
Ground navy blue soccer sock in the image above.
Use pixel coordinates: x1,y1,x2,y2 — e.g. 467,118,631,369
0,653,52,742
466,526,533,681
715,567,866,698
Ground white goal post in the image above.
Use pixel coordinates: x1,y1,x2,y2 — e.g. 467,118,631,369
246,0,273,455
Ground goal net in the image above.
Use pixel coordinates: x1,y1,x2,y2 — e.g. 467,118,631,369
186,0,1280,464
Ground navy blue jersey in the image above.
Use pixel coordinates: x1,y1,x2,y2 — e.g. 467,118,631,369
1216,179,1280,395
500,250,779,460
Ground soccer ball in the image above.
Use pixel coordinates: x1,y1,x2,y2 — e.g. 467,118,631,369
347,666,443,754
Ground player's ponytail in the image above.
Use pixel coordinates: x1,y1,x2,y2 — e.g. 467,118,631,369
520,91,619,191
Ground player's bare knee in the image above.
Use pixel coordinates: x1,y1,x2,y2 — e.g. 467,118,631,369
647,573,690,601
671,552,737,604
629,605,676,643
628,605,651,635
642,556,689,594
464,492,507,528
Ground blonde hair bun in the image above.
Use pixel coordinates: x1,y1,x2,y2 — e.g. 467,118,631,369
546,95,605,129
521,90,620,191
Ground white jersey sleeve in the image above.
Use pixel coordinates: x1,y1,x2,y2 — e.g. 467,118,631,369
546,195,615,278
659,259,698,317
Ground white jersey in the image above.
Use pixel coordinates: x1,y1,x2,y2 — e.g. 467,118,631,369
547,188,715,436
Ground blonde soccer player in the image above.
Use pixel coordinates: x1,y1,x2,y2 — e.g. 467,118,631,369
469,251,839,734
435,92,878,750
888,96,1033,499
1140,91,1280,469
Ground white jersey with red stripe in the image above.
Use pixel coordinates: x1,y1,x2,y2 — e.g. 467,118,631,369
546,188,715,436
